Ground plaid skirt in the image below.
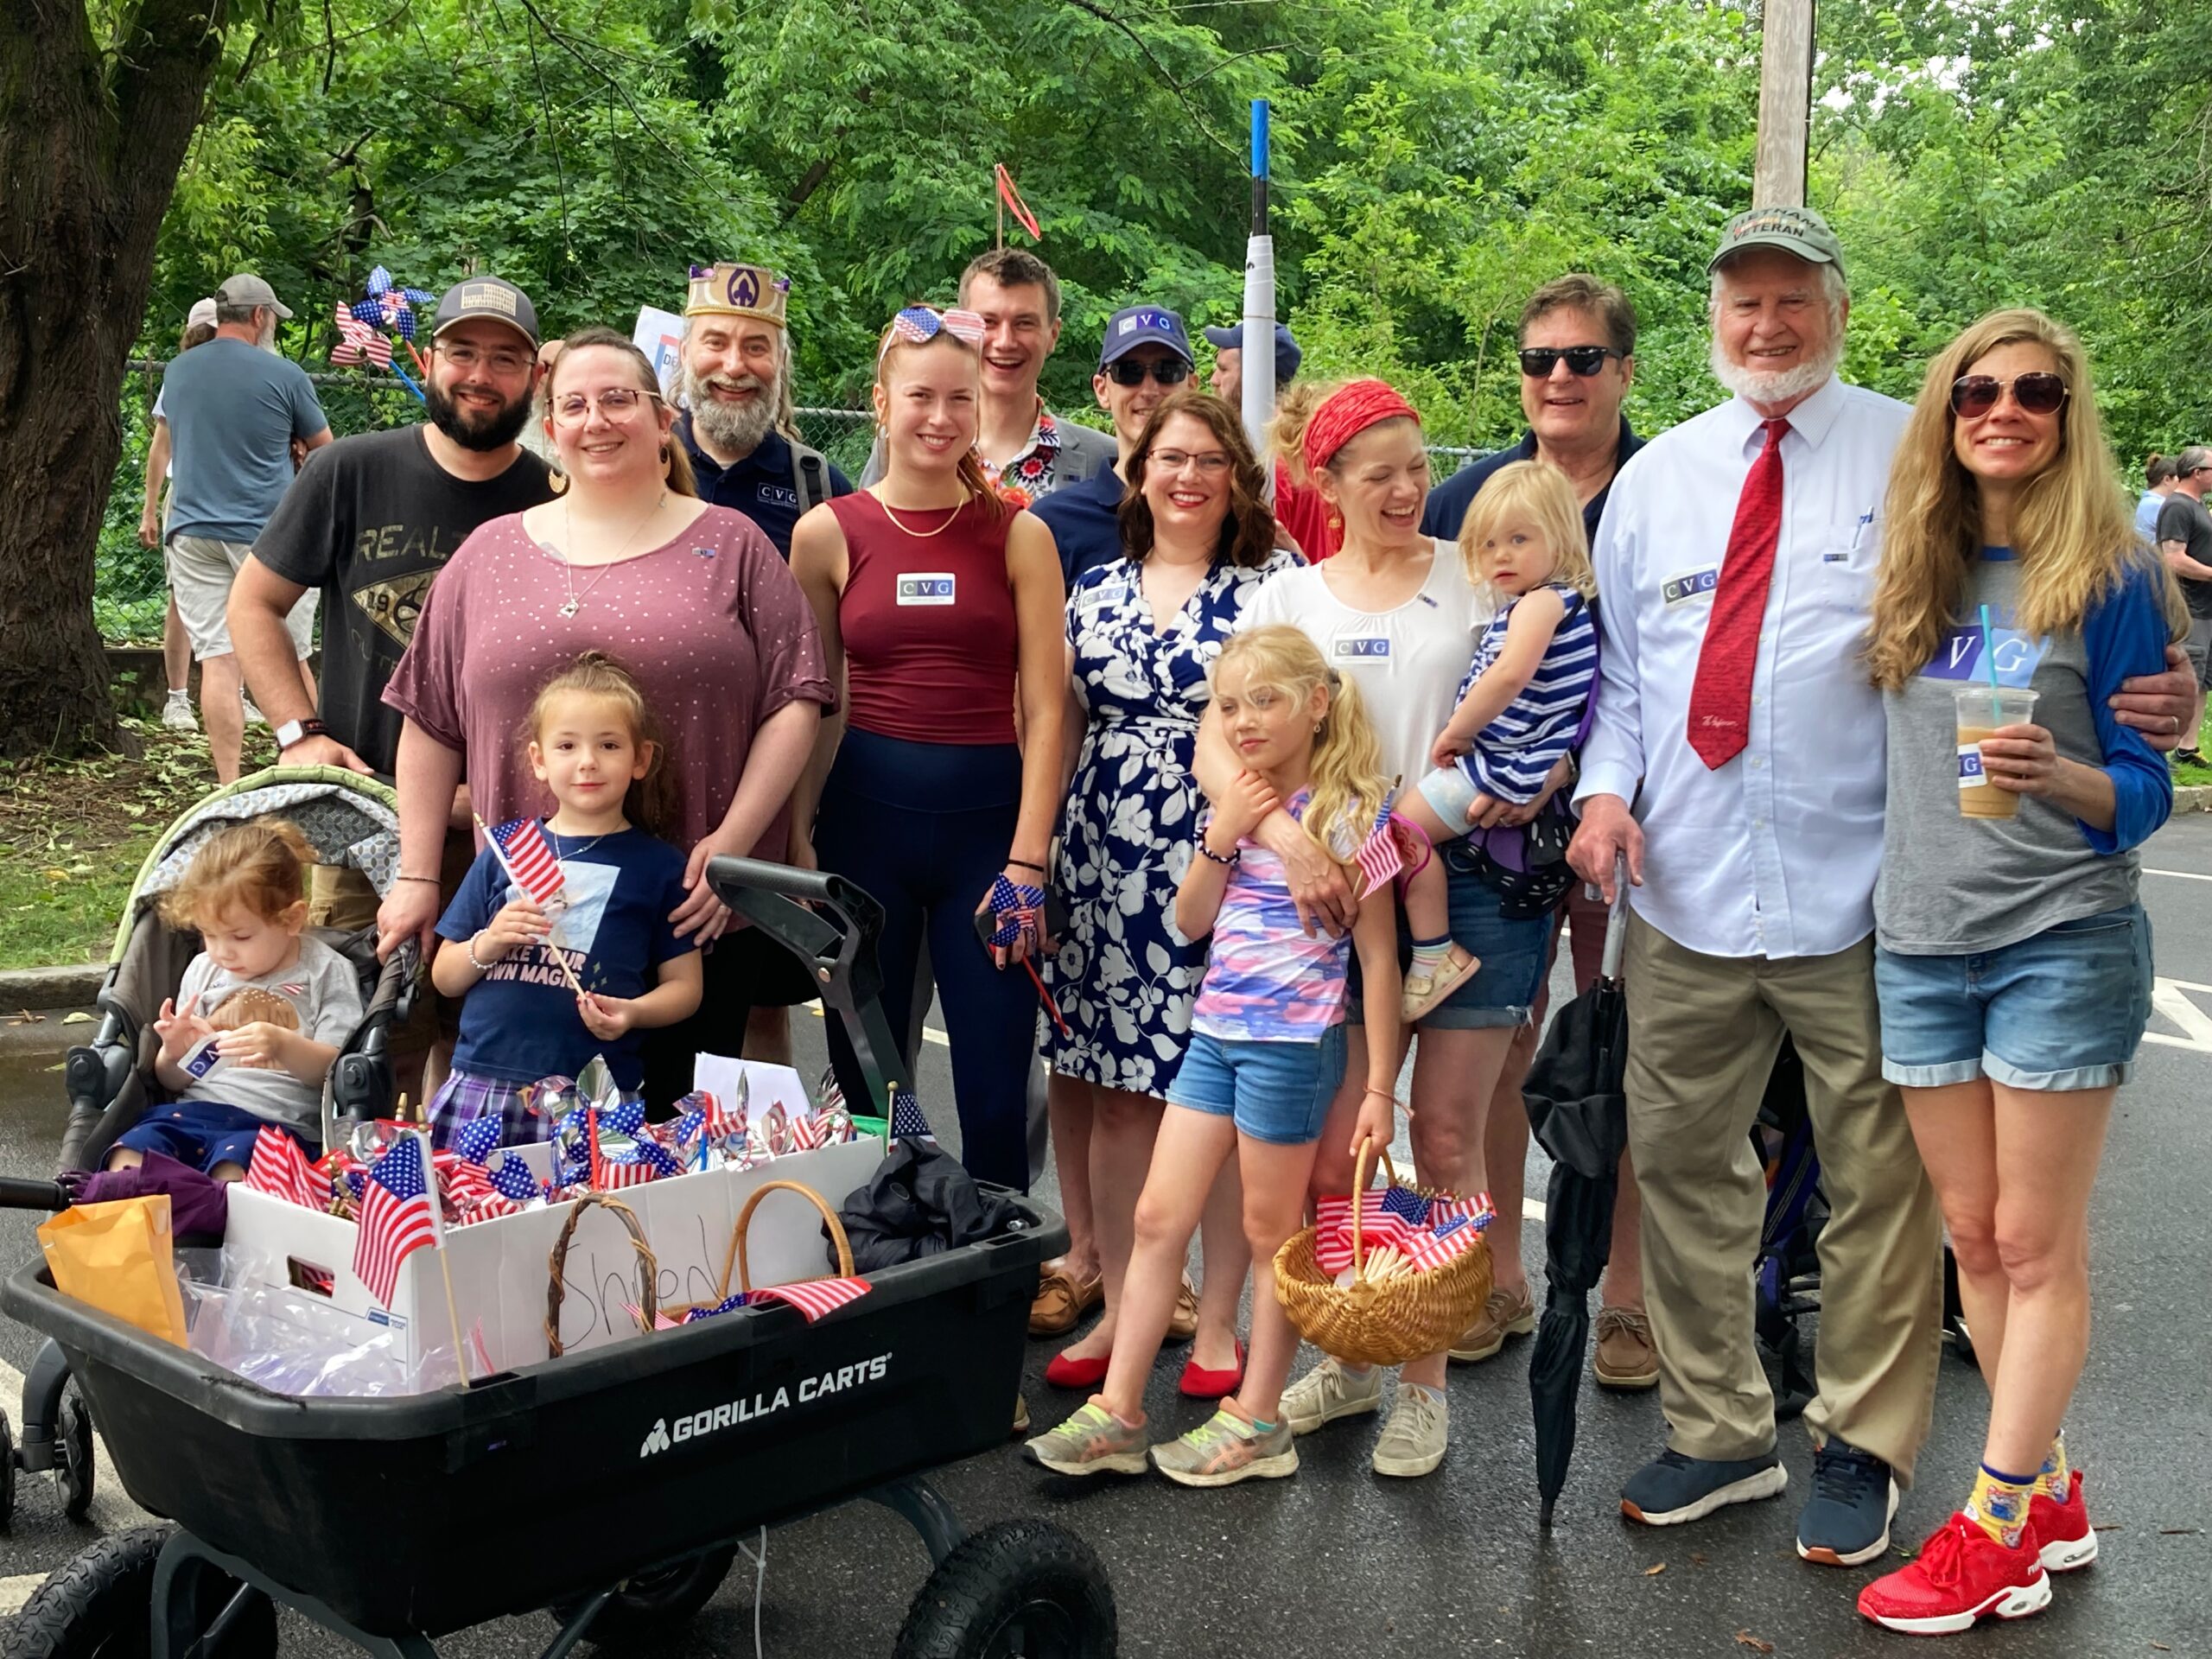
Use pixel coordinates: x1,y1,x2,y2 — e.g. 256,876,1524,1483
427,1069,553,1151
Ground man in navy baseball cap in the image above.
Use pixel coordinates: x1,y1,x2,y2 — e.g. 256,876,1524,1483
1204,320,1300,409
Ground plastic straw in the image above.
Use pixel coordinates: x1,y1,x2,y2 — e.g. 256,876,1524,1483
1978,603,2002,722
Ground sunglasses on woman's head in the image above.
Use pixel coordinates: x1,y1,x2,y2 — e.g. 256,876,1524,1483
1948,372,2069,419
1105,358,1192,387
1518,346,1625,378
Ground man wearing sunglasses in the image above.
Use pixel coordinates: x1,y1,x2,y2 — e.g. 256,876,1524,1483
1566,206,2202,1578
2156,444,2212,716
1031,306,1197,584
1421,274,1645,548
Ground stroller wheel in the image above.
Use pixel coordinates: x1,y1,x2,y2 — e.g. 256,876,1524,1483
895,1519,1116,1659
0,1408,16,1529
0,1525,277,1659
54,1391,94,1522
549,1544,738,1644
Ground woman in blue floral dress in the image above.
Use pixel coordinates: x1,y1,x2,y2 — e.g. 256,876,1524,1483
1042,392,1298,1389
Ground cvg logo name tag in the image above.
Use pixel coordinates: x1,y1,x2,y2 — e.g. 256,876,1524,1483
1663,567,1719,607
899,575,956,606
1334,637,1390,660
1957,745,1987,788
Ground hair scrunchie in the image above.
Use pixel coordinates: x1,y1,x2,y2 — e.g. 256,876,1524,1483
1302,378,1421,476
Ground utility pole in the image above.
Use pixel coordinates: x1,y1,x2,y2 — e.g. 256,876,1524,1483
1751,0,1816,208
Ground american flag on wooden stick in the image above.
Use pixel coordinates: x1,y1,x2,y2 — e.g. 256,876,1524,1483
485,817,566,908
1351,781,1404,899
353,1132,439,1306
244,1127,320,1210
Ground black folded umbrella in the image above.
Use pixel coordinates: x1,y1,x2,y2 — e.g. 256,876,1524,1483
1522,870,1631,1529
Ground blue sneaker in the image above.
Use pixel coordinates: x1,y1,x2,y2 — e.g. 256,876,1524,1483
1622,1446,1788,1526
1797,1439,1899,1567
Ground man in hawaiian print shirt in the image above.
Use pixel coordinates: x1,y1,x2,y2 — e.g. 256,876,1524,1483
862,247,1116,501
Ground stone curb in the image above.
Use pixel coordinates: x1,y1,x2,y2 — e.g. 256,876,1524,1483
2177,785,2212,815
0,962,105,1012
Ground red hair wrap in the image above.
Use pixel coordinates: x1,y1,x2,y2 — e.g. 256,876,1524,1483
1302,378,1421,476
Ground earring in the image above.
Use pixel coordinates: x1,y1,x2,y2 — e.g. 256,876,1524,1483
1326,509,1344,532
547,467,569,496
1313,720,1324,734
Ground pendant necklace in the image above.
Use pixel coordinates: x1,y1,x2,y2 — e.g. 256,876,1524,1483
556,491,668,619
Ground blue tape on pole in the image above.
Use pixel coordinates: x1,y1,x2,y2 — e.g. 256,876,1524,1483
1251,99,1269,179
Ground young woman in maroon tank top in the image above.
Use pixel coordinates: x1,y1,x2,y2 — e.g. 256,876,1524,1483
790,308,1066,1191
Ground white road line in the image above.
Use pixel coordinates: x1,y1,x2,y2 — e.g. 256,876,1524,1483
2144,977,2212,1054
1,1573,48,1615
2145,868,2212,883
0,1355,152,1535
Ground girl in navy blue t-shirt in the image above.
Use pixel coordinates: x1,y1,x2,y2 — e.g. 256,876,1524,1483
429,653,703,1147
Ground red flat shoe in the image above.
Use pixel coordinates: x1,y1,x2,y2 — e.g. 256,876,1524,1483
1044,1351,1110,1390
1179,1339,1245,1400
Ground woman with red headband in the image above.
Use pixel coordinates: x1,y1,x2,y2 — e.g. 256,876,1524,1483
1214,378,1556,1478
790,307,1067,1192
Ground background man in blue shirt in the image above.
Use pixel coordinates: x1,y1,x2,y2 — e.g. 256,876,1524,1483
673,260,852,558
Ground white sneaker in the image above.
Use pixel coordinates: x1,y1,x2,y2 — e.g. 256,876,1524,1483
160,691,198,733
1371,1382,1448,1478
241,696,267,727
1280,1357,1383,1437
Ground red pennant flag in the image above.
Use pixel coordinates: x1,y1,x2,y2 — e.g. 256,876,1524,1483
995,164,1041,241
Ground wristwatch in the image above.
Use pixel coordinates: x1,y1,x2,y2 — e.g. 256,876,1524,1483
274,716,329,750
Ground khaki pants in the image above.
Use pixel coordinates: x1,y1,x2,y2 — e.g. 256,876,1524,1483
1623,912,1944,1484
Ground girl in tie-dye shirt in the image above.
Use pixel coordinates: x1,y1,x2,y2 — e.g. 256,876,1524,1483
1025,624,1402,1489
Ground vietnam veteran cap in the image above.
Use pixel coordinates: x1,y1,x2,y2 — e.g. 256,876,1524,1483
685,263,791,327
1708,206,1845,276
431,277,540,348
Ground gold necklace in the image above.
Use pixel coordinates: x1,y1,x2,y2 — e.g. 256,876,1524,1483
876,493,966,539
556,491,668,619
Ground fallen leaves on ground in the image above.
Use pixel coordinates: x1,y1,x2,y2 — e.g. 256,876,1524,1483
1733,1633,1775,1655
1643,1562,1666,1576
60,1010,92,1024
8,1008,45,1025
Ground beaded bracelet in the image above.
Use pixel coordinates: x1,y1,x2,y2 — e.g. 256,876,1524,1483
1196,841,1238,867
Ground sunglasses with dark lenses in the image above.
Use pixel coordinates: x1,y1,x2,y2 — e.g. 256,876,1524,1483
1106,358,1192,387
1948,372,2069,419
1518,346,1625,378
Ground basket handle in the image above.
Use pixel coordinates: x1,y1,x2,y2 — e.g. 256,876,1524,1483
545,1193,657,1357
1349,1135,1403,1282
733,1179,855,1294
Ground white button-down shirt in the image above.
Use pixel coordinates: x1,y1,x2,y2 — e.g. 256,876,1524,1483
1575,374,1910,960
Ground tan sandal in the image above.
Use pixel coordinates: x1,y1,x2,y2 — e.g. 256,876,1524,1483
1402,947,1481,1024
1028,1262,1103,1337
1165,1274,1200,1343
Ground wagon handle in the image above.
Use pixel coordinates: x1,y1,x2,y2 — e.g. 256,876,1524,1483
734,1179,855,1294
545,1192,657,1357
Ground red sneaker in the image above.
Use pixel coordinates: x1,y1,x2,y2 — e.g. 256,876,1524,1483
1859,1512,2051,1636
2030,1470,2097,1573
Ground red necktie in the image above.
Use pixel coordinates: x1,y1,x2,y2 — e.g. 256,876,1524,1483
1687,417,1789,769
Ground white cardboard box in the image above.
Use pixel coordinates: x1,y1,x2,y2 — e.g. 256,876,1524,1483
222,1137,885,1379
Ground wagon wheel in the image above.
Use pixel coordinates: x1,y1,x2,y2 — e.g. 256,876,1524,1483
0,1526,277,1659
54,1390,94,1522
548,1545,739,1646
894,1520,1116,1659
0,1408,17,1529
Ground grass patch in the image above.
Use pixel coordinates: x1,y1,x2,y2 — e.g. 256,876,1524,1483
0,715,278,971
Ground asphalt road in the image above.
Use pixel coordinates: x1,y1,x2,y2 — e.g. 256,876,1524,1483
3,822,2210,1656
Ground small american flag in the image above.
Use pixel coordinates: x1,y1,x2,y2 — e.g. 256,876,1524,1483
486,817,565,907
748,1277,871,1322
353,1133,439,1307
787,1108,826,1151
1313,1192,1413,1272
332,302,394,369
244,1128,319,1210
1407,1216,1485,1273
1381,1185,1433,1229
1429,1191,1496,1228
889,1087,934,1143
621,1300,683,1332
1352,785,1404,900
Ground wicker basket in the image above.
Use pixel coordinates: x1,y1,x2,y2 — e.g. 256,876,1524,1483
1273,1138,1492,1368
545,1193,658,1357
656,1178,857,1324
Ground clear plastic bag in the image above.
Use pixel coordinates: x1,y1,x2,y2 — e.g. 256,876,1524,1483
185,1249,435,1396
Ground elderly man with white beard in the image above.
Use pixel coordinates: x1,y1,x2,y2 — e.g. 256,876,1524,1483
1566,207,2202,1577
673,261,854,558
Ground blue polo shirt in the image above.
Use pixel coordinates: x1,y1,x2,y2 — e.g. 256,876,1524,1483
1029,467,1128,586
1420,418,1644,543
676,417,854,557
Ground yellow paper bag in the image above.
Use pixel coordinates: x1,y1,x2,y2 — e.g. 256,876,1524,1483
38,1195,189,1347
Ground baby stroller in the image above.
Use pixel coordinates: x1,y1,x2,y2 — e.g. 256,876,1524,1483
1,766,416,1526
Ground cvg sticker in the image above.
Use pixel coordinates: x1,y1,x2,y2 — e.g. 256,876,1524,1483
1663,567,1719,607
1333,637,1390,660
899,575,956,606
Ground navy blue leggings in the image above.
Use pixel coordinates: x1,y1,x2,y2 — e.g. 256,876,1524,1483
813,729,1036,1192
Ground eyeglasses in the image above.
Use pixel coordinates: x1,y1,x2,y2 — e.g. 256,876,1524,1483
438,342,533,377
1105,358,1192,387
1948,372,2069,419
1518,346,1626,378
551,387,663,425
1147,448,1233,476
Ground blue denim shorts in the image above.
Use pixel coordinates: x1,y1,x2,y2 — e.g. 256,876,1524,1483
1166,1025,1347,1145
116,1100,318,1174
1349,841,1551,1031
1873,904,2152,1092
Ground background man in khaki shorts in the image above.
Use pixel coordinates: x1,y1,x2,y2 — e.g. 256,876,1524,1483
157,272,332,781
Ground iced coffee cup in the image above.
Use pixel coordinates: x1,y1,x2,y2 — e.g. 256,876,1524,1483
1955,685,2039,820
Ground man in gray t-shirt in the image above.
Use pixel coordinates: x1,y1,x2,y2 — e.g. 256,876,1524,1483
158,273,333,783
2157,445,2212,713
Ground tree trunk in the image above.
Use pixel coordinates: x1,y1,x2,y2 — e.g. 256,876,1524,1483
0,0,234,757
